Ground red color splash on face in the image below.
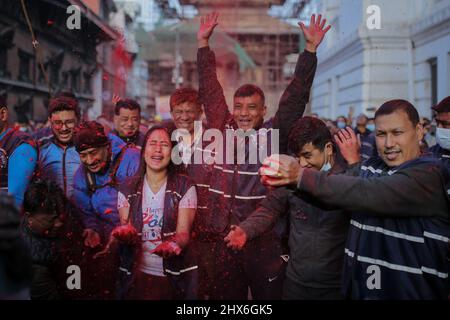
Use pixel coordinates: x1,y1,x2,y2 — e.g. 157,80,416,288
104,208,113,215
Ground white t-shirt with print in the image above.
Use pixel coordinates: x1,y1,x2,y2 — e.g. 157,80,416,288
117,179,197,276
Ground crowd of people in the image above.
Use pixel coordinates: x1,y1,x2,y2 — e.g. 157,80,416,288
0,13,449,300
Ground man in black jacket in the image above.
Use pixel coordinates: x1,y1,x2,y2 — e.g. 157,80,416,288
197,13,330,299
225,117,354,299
257,100,450,299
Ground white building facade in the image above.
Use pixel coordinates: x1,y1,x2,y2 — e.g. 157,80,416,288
309,0,450,119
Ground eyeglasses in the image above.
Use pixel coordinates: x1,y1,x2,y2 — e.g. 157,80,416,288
51,119,76,129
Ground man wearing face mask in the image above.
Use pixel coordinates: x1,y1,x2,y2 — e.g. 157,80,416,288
225,117,358,299
354,114,377,161
430,97,450,203
336,116,348,130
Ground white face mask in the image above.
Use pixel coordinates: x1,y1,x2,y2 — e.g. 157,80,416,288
320,149,332,172
436,127,450,150
320,162,332,172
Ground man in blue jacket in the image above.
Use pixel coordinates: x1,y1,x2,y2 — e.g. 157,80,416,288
71,121,140,299
72,121,140,247
37,96,81,199
0,96,37,207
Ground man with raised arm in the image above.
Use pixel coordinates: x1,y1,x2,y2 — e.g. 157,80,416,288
197,13,330,299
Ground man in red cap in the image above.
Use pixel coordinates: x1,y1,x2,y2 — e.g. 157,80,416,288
71,121,140,299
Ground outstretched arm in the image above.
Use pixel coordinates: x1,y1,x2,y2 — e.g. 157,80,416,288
197,13,232,131
273,14,330,153
259,155,449,218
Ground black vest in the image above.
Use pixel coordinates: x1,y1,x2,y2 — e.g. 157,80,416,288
117,172,198,299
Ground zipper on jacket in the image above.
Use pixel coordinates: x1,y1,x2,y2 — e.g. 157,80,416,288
62,147,67,196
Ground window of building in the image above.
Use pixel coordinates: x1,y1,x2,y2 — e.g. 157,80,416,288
429,57,437,108
83,71,92,94
18,50,33,82
0,46,8,77
70,68,80,92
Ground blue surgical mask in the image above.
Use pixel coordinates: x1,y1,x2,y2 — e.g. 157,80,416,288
337,121,346,129
320,152,332,172
436,127,450,151
320,162,332,172
367,124,375,132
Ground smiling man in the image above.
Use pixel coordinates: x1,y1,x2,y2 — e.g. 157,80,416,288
260,100,450,299
37,96,81,198
112,99,145,148
71,121,140,299
197,13,329,299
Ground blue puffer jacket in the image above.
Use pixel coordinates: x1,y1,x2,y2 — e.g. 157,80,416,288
38,137,81,199
72,134,140,239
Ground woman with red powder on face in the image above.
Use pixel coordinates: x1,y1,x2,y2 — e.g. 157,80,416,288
112,125,198,300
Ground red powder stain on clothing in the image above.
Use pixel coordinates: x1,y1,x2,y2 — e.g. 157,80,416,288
104,208,113,215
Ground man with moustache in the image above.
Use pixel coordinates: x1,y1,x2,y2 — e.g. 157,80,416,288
71,121,140,298
260,100,450,299
111,99,145,148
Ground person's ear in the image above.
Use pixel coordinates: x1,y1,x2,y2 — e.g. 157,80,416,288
416,122,424,142
0,107,8,122
325,141,333,157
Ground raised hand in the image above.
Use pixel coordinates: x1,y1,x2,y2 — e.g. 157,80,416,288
197,12,219,48
334,127,361,165
298,14,331,53
112,94,121,106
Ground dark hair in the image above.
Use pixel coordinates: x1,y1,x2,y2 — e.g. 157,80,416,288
23,179,65,217
169,88,200,111
114,99,141,116
48,96,79,118
288,117,333,156
375,99,419,126
234,84,265,105
432,96,450,113
73,121,110,152
135,124,177,181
